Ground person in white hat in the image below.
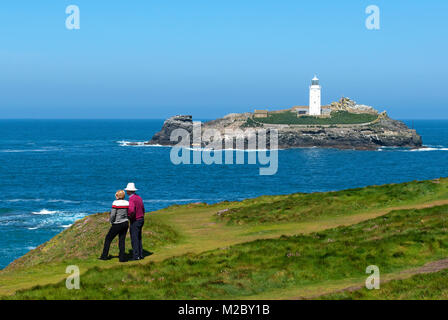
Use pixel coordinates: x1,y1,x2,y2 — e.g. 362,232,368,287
125,182,138,193
125,182,146,260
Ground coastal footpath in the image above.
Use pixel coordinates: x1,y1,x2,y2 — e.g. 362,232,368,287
146,98,422,150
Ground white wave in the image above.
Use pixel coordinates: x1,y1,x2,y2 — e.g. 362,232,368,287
378,146,448,152
410,148,448,152
0,148,61,153
3,199,44,203
1,199,79,204
27,227,39,230
61,224,72,228
32,209,61,215
148,144,168,147
26,246,37,250
117,140,165,147
47,199,80,204
185,147,212,151
117,140,144,146
117,140,276,151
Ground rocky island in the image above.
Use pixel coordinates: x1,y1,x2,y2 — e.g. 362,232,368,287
145,98,422,150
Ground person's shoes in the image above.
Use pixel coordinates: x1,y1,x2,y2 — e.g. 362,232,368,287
98,256,109,261
131,257,141,261
139,256,144,260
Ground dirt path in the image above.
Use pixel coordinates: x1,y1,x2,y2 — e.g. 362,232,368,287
365,199,448,216
410,258,448,274
291,259,448,300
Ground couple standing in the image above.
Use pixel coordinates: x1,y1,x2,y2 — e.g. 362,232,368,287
100,183,145,262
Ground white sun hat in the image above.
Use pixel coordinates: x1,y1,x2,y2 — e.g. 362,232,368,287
125,182,138,192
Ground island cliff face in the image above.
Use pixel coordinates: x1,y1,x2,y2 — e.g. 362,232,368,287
147,100,422,150
148,115,193,146
272,117,421,150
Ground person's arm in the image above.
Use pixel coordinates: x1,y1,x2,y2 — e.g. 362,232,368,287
110,207,117,224
128,199,136,219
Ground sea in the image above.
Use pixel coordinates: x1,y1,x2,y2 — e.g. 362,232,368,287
0,119,447,269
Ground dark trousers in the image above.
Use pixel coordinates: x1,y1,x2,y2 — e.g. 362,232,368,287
101,221,129,262
130,219,144,259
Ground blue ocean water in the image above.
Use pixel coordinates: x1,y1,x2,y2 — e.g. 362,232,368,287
0,119,447,269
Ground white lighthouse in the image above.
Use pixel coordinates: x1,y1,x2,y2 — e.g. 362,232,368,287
309,75,321,116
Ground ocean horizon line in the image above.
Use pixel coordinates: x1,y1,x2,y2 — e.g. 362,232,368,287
1,117,448,121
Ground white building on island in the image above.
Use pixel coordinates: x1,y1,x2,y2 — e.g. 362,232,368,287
309,75,321,116
256,75,328,118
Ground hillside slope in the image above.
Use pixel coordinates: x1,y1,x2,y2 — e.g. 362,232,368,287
6,213,180,271
6,204,448,299
1,178,448,299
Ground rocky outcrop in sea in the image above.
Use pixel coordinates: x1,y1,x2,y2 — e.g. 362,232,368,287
148,115,193,146
145,102,423,150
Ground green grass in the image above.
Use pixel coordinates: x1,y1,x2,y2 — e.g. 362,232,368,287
321,269,448,300
252,111,378,125
240,117,263,128
218,178,448,224
6,213,180,271
1,178,448,299
6,204,448,300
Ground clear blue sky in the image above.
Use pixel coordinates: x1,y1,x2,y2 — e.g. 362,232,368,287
0,0,446,119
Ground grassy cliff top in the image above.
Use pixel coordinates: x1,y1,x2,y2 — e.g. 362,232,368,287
7,203,448,299
218,178,448,224
6,212,180,271
252,111,378,125
1,178,448,299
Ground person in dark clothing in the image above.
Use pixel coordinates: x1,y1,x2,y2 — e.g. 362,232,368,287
100,190,129,262
125,182,145,260
130,218,144,259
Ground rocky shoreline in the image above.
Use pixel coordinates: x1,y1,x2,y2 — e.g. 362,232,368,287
143,101,423,151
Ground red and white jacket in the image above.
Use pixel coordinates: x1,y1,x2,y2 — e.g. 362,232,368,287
110,200,129,224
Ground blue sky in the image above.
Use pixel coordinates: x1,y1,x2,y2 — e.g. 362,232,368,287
0,0,446,119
